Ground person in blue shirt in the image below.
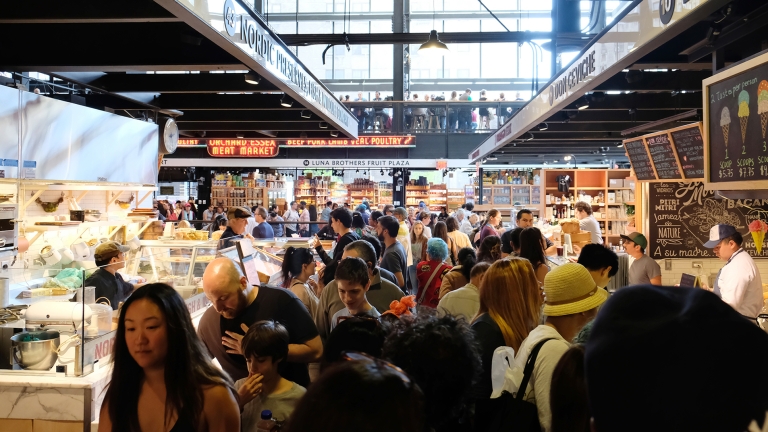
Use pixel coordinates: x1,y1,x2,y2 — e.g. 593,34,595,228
252,207,275,239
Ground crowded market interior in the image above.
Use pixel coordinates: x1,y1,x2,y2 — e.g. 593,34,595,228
2,0,768,431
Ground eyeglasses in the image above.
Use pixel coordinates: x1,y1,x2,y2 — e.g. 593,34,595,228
341,351,412,388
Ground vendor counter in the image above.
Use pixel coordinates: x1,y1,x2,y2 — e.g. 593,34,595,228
0,236,314,431
547,251,630,292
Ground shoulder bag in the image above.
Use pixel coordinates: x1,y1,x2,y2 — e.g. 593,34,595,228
417,263,445,305
487,338,554,432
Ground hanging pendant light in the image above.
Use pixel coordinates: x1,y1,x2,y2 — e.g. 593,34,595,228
419,0,448,56
419,30,449,54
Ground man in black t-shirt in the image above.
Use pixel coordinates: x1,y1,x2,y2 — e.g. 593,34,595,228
198,258,322,387
377,215,408,292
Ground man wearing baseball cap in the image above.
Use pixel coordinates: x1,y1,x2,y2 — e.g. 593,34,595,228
504,263,608,431
621,232,661,286
704,224,763,321
218,207,255,250
84,241,134,310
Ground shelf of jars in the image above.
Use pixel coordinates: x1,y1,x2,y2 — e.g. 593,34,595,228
376,182,393,205
405,184,430,207
347,178,376,206
428,184,447,211
447,189,464,208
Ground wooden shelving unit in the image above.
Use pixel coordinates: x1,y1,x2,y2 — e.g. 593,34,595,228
375,182,393,205
428,184,447,211
447,189,464,208
293,175,334,208
405,184,430,207
211,186,269,209
540,169,633,240
347,178,376,206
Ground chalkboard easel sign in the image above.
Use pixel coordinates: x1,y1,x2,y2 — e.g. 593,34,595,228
648,181,768,259
704,50,768,190
624,138,657,180
645,132,682,180
669,123,705,179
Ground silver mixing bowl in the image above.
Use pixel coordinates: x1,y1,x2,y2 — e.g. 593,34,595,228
11,330,60,370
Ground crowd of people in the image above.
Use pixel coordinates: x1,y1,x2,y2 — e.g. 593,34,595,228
104,201,768,432
343,89,525,132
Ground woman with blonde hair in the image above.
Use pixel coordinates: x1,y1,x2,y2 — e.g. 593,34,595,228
470,258,542,431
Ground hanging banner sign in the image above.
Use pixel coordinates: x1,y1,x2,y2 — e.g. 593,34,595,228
207,139,278,157
281,136,414,148
180,136,415,149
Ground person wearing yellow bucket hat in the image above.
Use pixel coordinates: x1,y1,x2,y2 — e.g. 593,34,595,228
509,263,608,432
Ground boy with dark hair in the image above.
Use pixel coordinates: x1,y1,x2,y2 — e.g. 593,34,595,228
577,244,619,289
236,320,307,429
331,257,379,331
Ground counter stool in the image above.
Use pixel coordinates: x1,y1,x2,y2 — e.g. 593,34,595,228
412,115,426,130
428,114,440,129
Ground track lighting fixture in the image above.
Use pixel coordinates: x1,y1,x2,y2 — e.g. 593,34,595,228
330,130,339,137
244,72,261,85
536,123,548,131
236,133,245,139
280,95,293,107
300,110,312,119
319,122,328,129
575,96,589,110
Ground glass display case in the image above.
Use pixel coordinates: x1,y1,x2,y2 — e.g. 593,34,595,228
129,239,218,298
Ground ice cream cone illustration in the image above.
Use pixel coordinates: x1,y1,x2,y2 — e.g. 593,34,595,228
738,90,750,143
749,220,768,255
758,80,768,139
720,106,731,158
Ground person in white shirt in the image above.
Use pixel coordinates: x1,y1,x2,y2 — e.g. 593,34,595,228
574,201,603,245
505,263,607,432
437,262,489,321
458,211,474,238
284,201,300,237
704,224,764,320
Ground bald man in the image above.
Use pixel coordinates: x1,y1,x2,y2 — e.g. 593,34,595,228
198,258,322,387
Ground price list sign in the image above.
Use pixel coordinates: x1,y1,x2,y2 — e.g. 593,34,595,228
669,123,705,179
705,51,768,189
624,139,657,180
645,133,681,180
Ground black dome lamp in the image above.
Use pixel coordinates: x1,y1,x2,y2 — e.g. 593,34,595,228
419,0,448,56
419,30,448,54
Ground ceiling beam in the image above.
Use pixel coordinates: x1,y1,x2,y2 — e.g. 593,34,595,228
178,122,331,131
567,93,701,110
176,111,316,122
529,121,693,133
0,0,179,23
88,73,281,93
682,3,768,63
280,31,591,46
153,93,307,110
545,109,701,123
594,70,711,92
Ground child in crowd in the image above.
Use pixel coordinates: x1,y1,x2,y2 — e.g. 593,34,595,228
235,321,306,431
331,257,380,331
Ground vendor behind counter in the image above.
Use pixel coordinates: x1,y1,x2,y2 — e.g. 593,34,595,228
84,241,135,310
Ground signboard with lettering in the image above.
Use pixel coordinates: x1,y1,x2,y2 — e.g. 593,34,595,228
157,0,357,138
645,132,682,180
704,50,768,189
648,181,768,259
624,139,657,180
669,123,705,179
178,136,414,149
207,139,279,157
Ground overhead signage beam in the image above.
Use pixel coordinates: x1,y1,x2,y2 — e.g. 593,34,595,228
468,0,729,163
178,136,415,149
162,158,466,169
154,0,358,138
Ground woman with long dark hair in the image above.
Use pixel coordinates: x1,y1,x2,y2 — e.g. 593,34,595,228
518,227,549,285
476,235,501,264
432,221,458,265
439,247,477,299
351,211,374,238
99,283,239,432
281,247,319,314
308,205,319,236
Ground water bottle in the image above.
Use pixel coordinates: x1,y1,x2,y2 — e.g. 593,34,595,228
256,410,276,432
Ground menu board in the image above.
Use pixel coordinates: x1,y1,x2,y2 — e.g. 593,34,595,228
645,133,681,179
648,181,768,258
669,124,705,179
706,51,768,188
624,139,657,180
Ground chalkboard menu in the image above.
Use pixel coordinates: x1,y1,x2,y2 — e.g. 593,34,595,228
648,181,768,259
669,123,705,179
624,139,657,180
645,133,681,179
705,51,768,188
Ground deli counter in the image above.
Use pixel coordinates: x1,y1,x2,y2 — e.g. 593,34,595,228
0,236,293,431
